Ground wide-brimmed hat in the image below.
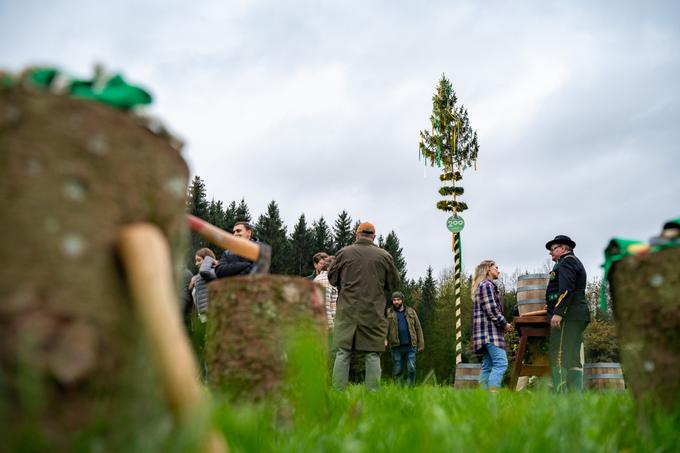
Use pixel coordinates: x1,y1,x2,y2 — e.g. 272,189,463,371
545,235,576,250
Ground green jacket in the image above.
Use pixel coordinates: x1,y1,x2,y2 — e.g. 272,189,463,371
328,238,400,352
386,307,424,350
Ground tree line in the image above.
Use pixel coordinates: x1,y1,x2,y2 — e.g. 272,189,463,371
186,175,616,383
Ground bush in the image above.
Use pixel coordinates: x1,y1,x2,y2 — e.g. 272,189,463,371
584,320,619,363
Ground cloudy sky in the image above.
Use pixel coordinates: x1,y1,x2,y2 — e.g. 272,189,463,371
2,1,678,282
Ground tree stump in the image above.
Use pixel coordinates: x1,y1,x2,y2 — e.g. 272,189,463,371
205,275,327,401
609,248,680,410
0,83,189,449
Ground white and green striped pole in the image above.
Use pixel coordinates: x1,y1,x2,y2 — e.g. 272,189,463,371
447,215,465,364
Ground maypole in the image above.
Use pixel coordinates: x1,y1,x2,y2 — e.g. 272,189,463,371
419,74,479,367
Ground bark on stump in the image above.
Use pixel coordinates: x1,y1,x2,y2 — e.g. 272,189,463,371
609,248,680,411
205,275,327,401
0,84,189,449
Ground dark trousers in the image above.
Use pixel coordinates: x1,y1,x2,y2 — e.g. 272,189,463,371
550,319,587,392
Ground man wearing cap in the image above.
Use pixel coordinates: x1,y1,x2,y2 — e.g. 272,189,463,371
386,291,424,385
328,221,400,391
545,235,590,392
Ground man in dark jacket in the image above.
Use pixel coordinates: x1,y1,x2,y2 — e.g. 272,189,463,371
545,235,590,392
386,291,424,385
328,221,400,391
215,221,255,278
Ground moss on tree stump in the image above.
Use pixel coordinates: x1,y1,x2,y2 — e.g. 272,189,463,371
205,275,327,401
610,247,680,411
0,84,189,449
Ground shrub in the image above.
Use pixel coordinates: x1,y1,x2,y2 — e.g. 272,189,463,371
584,320,620,363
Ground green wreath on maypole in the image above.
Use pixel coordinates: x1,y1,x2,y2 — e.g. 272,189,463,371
418,74,479,366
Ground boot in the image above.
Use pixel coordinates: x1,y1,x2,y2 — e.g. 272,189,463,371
552,365,568,393
567,368,584,392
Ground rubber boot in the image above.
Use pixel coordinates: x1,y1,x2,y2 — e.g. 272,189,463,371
567,368,584,392
552,366,568,393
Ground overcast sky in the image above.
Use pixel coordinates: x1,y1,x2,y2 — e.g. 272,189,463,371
2,1,678,282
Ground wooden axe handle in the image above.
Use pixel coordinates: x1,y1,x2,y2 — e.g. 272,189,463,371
118,223,227,453
187,214,259,261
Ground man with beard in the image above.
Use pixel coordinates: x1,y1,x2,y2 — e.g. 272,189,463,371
386,291,424,385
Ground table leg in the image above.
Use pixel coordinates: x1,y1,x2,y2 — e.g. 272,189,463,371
510,334,528,391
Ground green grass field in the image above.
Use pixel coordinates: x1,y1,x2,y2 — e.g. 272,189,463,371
200,333,679,453
211,385,679,453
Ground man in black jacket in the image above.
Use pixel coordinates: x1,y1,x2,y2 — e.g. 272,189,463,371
545,235,590,392
215,221,255,278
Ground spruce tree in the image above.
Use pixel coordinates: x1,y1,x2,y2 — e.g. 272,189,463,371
234,198,252,223
207,199,226,257
223,201,237,233
381,231,407,283
418,266,437,345
289,214,315,276
332,210,354,253
254,201,289,274
186,176,210,266
311,217,333,255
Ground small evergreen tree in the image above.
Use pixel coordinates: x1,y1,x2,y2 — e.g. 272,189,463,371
311,217,333,255
332,210,354,253
381,231,407,283
254,201,289,274
186,176,210,267
223,201,237,233
289,214,315,276
234,198,252,223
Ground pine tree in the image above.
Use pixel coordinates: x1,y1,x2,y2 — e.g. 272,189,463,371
381,231,407,283
207,199,226,257
187,176,209,219
332,210,354,253
234,198,251,223
223,201,237,233
311,217,334,255
289,214,315,276
418,266,437,346
186,176,210,266
254,200,289,274
377,234,385,248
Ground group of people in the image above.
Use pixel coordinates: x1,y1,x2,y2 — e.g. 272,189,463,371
182,219,589,393
471,234,589,392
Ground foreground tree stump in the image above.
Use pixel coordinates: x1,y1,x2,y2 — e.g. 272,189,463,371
0,83,189,449
610,247,680,411
205,275,327,400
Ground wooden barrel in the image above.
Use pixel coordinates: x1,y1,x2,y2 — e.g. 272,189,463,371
517,274,548,316
454,363,481,389
585,363,625,390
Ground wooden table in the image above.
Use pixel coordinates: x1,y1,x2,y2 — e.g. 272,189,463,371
509,315,551,390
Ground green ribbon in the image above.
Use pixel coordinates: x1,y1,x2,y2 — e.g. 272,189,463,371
600,226,680,312
28,67,152,110
437,143,442,167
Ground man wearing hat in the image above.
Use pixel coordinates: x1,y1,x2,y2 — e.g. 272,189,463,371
544,235,590,392
386,291,424,385
328,221,400,391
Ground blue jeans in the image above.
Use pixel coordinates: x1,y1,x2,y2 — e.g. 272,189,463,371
391,345,416,385
479,344,508,389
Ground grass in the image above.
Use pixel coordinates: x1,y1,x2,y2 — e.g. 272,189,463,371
212,385,680,453
205,331,680,452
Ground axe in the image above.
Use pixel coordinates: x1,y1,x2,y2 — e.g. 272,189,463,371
187,214,271,274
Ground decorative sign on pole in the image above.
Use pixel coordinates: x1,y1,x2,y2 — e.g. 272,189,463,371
446,215,465,233
419,74,479,368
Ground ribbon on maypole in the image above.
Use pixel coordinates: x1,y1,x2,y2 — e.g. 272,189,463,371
418,74,479,373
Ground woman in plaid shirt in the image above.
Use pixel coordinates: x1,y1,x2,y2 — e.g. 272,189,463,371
472,260,514,390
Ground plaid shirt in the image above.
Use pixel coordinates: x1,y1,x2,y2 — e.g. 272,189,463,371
314,271,338,329
472,279,508,353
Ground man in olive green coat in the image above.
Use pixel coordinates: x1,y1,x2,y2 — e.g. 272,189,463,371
328,221,400,391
